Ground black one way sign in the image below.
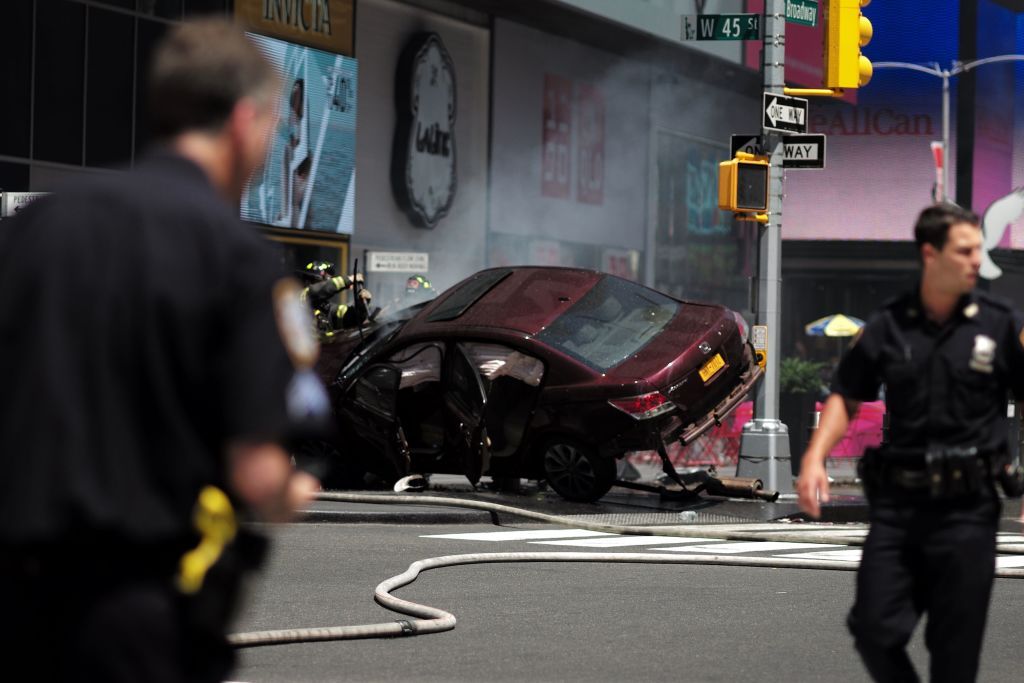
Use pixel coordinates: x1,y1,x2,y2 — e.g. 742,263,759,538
730,134,827,169
762,92,808,133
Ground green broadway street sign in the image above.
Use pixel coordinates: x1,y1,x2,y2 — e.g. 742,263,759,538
682,13,760,41
786,0,818,27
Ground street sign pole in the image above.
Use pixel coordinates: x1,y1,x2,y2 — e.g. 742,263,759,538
737,0,792,494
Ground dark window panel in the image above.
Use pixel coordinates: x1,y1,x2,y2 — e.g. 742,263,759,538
86,9,135,168
0,0,33,158
0,162,31,193
137,0,183,20
133,18,169,160
96,0,135,9
185,0,227,15
34,1,86,165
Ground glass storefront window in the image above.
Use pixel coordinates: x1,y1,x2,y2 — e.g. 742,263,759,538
652,129,756,316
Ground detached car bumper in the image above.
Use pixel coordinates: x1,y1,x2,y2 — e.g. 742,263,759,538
601,344,763,458
676,343,763,445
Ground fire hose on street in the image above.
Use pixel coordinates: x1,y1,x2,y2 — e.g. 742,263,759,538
228,491,1024,648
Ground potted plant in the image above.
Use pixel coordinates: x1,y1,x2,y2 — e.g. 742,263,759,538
778,357,827,476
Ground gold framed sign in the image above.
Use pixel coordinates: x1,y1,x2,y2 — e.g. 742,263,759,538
235,0,354,56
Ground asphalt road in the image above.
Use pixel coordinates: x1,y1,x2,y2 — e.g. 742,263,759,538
229,520,1024,683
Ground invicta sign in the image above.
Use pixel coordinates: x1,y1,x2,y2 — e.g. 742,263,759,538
236,0,353,56
263,0,333,33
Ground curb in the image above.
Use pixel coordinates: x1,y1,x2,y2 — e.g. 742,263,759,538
301,505,494,525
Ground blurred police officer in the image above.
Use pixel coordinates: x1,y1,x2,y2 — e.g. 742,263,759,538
798,203,1024,682
0,18,320,683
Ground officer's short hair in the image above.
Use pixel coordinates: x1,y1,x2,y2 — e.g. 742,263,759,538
147,18,279,139
914,203,980,255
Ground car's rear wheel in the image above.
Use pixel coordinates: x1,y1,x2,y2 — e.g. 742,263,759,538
542,439,615,502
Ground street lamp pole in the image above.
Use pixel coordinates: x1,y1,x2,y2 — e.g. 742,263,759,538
874,55,1024,204
942,67,950,201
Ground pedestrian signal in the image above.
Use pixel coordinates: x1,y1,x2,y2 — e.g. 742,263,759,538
718,151,769,214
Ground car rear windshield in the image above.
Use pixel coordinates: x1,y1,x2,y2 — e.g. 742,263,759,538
427,268,514,322
536,276,678,371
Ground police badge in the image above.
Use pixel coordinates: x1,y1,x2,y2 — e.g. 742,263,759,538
968,334,995,374
273,278,319,371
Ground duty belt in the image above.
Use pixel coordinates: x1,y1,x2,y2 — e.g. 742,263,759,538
860,445,995,499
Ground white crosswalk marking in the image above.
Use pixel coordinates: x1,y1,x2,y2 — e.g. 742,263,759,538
529,536,718,548
422,529,611,542
777,549,863,562
995,556,1024,569
995,535,1024,544
420,528,1024,569
653,541,842,554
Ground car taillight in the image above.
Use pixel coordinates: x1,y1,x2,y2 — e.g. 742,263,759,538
608,391,675,420
732,311,749,341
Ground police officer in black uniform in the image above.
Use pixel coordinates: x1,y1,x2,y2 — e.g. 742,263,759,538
0,19,320,683
798,203,1024,682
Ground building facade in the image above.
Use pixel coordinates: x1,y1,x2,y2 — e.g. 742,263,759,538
5,0,1024,362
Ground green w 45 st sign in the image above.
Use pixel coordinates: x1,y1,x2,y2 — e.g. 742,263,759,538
682,13,761,41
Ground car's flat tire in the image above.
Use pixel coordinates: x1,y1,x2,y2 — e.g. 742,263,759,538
542,439,615,502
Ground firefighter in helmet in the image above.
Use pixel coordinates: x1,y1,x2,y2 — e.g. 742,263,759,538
404,274,435,305
299,261,373,331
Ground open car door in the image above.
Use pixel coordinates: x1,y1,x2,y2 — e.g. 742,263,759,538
444,344,490,485
337,364,409,481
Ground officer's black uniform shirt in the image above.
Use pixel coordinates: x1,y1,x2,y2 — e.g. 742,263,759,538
832,288,1024,453
0,152,293,548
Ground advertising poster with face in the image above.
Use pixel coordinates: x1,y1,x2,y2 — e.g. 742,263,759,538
241,33,358,234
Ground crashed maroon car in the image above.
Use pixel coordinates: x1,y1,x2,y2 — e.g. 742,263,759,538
309,266,762,502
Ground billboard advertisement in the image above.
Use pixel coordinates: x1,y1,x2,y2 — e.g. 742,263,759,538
241,33,358,234
745,1,1024,244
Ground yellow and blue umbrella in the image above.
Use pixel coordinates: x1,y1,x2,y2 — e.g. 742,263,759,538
804,314,865,337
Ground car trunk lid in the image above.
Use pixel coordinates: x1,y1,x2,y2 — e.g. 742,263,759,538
610,304,745,412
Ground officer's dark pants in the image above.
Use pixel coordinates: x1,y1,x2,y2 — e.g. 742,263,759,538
847,490,1000,683
0,545,233,683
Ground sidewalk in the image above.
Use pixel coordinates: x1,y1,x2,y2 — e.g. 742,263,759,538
300,470,872,526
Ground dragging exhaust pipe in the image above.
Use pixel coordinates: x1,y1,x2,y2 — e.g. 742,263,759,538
701,475,779,502
651,440,779,502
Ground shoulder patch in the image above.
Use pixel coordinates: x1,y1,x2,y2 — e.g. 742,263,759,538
976,290,1013,313
273,278,319,370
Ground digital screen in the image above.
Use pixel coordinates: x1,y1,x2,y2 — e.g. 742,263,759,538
736,164,767,211
241,33,358,234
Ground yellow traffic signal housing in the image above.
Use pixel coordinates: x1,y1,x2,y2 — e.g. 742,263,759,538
824,0,873,90
718,152,769,213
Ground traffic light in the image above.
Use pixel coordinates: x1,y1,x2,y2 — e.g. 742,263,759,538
824,0,873,90
718,152,769,214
